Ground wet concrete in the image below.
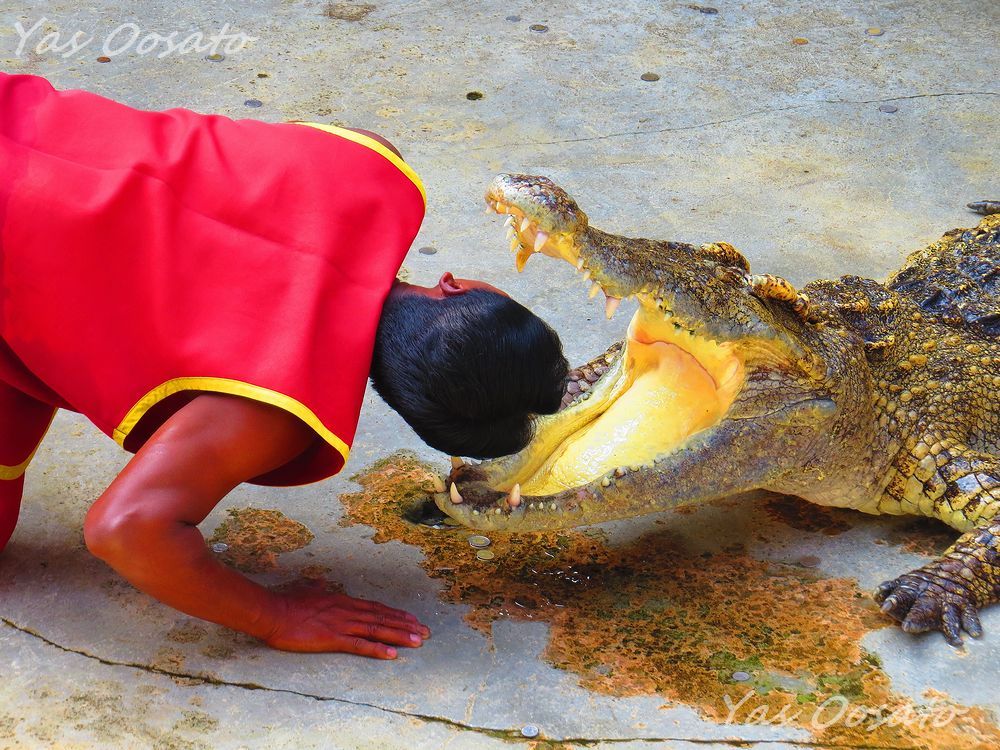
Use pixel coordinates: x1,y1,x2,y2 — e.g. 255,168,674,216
1,0,998,747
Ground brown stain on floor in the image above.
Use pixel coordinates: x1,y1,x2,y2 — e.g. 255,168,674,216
12,680,216,749
322,2,376,22
875,517,958,557
763,494,855,535
208,508,314,574
340,452,1000,749
165,621,209,645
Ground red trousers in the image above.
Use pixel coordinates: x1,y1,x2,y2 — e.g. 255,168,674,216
0,383,55,550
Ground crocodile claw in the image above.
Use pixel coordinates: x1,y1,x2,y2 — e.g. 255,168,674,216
874,569,984,647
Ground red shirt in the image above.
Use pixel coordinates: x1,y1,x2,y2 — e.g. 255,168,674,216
0,72,425,485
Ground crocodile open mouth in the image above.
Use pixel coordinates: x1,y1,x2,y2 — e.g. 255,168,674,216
499,311,744,498
436,185,745,515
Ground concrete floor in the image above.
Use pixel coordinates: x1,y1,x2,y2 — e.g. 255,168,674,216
1,0,999,747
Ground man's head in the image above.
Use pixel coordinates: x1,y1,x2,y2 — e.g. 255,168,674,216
371,273,568,459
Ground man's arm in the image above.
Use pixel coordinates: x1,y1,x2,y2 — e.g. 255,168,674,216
83,393,429,658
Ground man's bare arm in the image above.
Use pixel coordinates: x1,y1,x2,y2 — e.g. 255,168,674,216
83,393,429,657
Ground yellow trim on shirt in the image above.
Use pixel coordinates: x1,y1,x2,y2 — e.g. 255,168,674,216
293,122,427,205
0,453,36,481
113,377,351,465
0,411,57,481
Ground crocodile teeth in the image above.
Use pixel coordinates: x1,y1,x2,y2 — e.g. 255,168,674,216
449,484,464,504
534,231,549,253
504,216,515,228
605,295,622,319
430,476,446,493
520,217,531,232
495,202,508,213
510,236,520,253
509,483,522,508
515,246,533,272
576,258,586,271
451,456,465,470
589,282,602,299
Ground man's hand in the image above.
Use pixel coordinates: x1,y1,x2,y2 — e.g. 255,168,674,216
266,585,430,657
84,393,429,658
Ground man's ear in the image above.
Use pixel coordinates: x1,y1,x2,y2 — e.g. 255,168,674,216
439,272,468,297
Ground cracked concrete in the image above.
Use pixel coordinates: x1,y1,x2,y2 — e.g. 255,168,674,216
469,91,1000,150
0,622,867,750
1,614,516,750
0,615,822,748
1,0,999,747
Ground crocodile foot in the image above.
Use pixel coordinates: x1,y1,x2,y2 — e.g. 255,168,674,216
874,566,984,647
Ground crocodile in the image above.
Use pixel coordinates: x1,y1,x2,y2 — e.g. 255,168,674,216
432,174,1000,646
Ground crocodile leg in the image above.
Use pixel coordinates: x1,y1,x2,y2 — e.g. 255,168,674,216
875,449,1000,646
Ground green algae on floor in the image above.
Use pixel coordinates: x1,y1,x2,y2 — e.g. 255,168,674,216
340,452,1000,748
208,508,314,574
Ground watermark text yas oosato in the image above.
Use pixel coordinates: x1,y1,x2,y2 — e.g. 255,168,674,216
723,689,970,733
13,17,258,59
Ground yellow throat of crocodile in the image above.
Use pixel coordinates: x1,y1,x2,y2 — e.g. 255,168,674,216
515,305,745,495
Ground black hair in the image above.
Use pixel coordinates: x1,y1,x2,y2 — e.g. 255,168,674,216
371,289,568,459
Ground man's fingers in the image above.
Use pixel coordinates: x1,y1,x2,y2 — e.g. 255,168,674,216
351,610,431,637
345,596,421,624
350,596,418,620
335,636,399,660
344,621,427,648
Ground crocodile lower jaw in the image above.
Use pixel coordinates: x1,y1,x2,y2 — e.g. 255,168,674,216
434,311,748,530
478,301,744,497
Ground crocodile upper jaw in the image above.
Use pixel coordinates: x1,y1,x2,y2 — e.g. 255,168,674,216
433,175,818,529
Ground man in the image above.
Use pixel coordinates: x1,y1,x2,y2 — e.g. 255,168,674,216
0,73,568,658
